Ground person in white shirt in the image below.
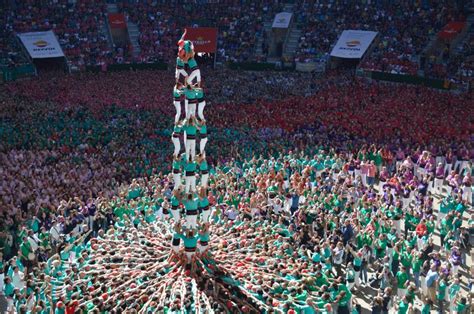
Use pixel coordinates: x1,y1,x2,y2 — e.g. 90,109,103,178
225,206,238,221
49,221,62,249
11,266,24,291
332,242,345,277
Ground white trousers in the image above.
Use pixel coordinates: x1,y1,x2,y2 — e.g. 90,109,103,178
393,219,401,234
0,273,4,295
176,68,188,81
202,209,210,223
198,100,206,121
434,178,443,193
437,212,446,225
185,214,197,230
185,251,195,261
402,196,410,210
173,173,181,190
174,101,181,123
185,175,196,193
172,136,180,156
171,208,181,222
172,244,180,253
397,288,406,298
354,271,360,287
187,68,201,85
186,101,196,119
185,139,196,161
201,173,209,188
200,137,208,155
198,242,208,253
463,185,472,204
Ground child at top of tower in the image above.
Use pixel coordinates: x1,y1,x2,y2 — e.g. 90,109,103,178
176,30,201,87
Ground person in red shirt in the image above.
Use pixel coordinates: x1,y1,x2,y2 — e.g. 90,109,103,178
415,218,428,237
367,161,377,186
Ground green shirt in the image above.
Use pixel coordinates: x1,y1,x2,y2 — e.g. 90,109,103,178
179,234,198,248
184,161,197,173
184,124,197,136
398,300,409,314
421,304,430,314
184,87,197,100
437,280,447,300
396,271,408,289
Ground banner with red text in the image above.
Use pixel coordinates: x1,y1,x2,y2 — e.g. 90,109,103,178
438,21,465,41
184,27,218,53
108,13,127,29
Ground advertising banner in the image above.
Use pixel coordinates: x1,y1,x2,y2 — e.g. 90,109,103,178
18,31,65,59
330,30,378,59
272,12,292,28
184,27,218,53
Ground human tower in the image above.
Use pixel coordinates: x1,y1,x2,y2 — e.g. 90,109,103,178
169,30,210,265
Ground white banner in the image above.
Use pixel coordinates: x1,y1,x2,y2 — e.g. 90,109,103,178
272,12,292,28
18,31,65,59
330,30,377,59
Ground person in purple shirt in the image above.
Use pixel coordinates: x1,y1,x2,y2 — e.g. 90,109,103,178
433,163,445,194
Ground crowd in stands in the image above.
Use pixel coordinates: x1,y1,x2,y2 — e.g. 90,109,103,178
293,0,460,76
0,1,284,66
1,0,472,82
118,1,281,63
0,69,473,312
2,0,110,68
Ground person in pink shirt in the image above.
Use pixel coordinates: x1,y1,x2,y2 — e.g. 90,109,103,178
401,157,414,172
367,161,377,186
445,149,454,175
378,166,390,191
360,161,369,186
395,148,405,170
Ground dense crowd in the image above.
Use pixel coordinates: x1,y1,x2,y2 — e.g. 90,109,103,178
118,0,281,63
293,0,459,75
0,0,282,66
2,0,110,68
1,0,471,84
0,67,473,312
0,134,472,313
